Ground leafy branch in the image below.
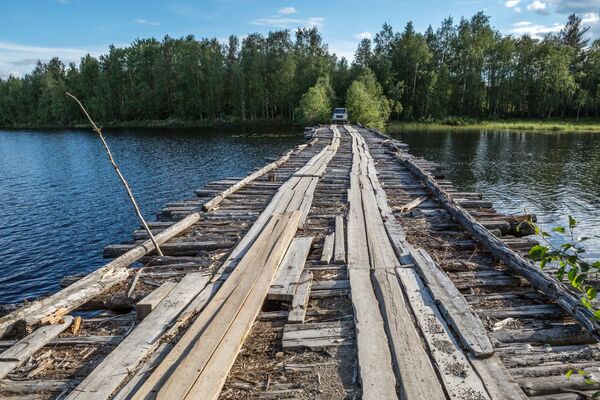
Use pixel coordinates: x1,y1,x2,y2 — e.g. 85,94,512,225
528,216,600,397
528,215,600,317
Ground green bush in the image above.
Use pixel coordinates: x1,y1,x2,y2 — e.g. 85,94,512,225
345,69,391,130
295,76,333,125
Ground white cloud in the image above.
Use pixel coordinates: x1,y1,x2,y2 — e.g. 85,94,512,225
527,0,549,14
133,18,160,26
0,41,111,79
355,32,372,40
278,7,297,15
251,16,324,28
509,21,563,39
582,12,600,24
505,0,522,12
58,0,70,4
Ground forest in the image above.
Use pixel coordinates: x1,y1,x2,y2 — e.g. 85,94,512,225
0,12,599,128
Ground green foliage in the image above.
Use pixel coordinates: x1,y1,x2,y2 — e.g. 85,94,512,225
528,215,600,313
295,75,333,125
1,13,600,126
528,216,600,395
345,69,391,130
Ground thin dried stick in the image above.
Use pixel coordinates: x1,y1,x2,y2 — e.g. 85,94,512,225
66,92,163,257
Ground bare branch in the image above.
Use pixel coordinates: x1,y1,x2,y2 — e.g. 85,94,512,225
66,92,164,257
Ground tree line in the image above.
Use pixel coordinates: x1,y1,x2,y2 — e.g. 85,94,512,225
0,12,599,128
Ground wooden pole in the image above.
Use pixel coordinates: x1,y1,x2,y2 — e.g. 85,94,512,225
66,92,163,257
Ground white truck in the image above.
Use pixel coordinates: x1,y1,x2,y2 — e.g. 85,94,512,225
331,107,348,123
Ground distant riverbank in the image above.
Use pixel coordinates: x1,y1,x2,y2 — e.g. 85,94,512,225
386,118,600,133
5,117,600,133
0,117,300,131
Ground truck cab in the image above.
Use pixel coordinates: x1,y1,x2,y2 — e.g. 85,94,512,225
331,108,348,123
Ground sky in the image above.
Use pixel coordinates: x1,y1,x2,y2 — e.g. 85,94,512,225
1,0,600,78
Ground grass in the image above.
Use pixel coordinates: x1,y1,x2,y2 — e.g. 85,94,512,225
386,118,600,133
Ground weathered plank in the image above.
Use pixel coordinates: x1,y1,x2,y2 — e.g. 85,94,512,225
468,354,528,400
410,247,494,358
396,267,490,399
0,316,73,380
334,215,346,264
282,321,354,350
162,212,301,399
136,281,177,320
349,127,446,399
267,237,314,301
346,130,398,400
288,271,312,324
67,273,210,399
320,233,335,264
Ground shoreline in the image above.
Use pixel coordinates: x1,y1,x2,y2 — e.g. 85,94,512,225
386,119,600,133
0,118,301,131
3,118,600,133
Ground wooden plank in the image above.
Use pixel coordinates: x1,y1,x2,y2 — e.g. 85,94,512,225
67,273,210,400
167,212,302,400
468,355,528,400
282,321,354,350
288,271,312,324
113,343,173,400
516,375,600,396
355,150,445,398
395,196,426,212
0,316,73,379
132,212,301,400
410,247,494,358
320,233,334,264
334,215,346,264
136,281,177,320
396,267,490,399
346,181,398,399
131,214,284,399
267,237,314,301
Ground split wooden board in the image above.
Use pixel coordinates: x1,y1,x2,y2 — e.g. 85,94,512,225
268,237,314,301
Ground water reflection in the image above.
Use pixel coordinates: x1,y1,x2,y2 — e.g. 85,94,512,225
0,127,302,304
390,129,600,258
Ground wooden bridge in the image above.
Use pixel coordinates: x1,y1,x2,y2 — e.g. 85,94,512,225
0,125,599,399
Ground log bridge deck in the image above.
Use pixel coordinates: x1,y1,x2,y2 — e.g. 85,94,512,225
0,125,599,399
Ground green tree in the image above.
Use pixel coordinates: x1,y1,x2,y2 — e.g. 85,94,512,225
295,75,333,125
345,69,391,130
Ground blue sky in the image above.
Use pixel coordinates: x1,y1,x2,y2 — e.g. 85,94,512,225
1,0,599,78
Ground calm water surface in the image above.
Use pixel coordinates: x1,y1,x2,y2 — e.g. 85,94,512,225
390,129,600,259
0,127,301,304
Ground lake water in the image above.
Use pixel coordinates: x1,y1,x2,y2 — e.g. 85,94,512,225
0,127,301,304
390,129,600,259
1,127,599,304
